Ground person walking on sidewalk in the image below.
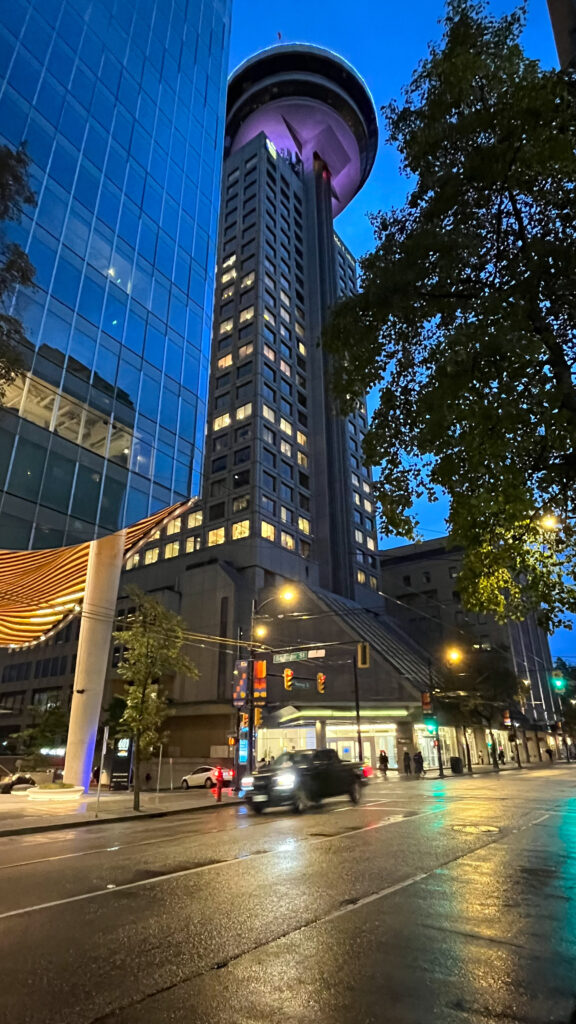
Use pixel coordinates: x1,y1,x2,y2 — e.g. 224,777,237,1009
413,751,425,777
498,748,506,766
379,750,389,777
403,750,412,775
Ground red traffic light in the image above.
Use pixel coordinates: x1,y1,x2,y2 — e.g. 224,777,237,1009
316,672,326,694
283,668,294,691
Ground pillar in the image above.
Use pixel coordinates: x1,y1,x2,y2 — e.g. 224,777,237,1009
396,720,415,772
64,530,125,790
315,719,326,749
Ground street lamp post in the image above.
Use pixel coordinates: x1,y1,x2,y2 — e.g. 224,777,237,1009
427,660,445,779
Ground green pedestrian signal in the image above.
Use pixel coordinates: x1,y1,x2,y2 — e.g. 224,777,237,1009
424,718,437,735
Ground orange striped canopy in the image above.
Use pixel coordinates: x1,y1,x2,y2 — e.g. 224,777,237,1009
0,500,195,648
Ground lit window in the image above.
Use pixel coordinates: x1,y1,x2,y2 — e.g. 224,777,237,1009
219,318,234,335
280,307,290,323
218,353,233,369
241,271,255,289
263,426,275,444
363,481,371,494
264,344,275,361
221,269,237,285
208,528,226,547
298,516,310,535
364,500,373,513
263,404,275,423
213,413,231,431
297,431,307,448
281,506,292,524
281,532,295,551
261,521,276,542
355,529,363,543
295,323,305,339
232,520,250,540
297,451,308,468
166,517,181,536
280,359,291,377
266,138,277,159
144,547,159,565
297,341,306,355
188,510,203,528
300,540,310,559
126,553,140,571
239,306,254,324
221,286,235,303
357,569,366,584
238,342,253,359
164,541,180,559
354,492,361,505
369,576,378,590
222,254,236,269
236,402,252,421
367,537,375,551
264,308,276,326
186,535,201,553
280,289,290,306
280,439,292,457
351,472,360,486
280,418,292,435
233,495,249,513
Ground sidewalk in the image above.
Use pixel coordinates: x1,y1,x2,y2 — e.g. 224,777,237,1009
0,786,240,838
414,760,576,781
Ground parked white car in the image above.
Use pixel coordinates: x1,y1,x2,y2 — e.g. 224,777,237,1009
181,765,235,789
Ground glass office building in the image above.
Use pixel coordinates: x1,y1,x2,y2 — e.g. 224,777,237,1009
0,0,231,550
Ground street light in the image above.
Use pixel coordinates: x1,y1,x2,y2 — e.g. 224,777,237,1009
244,585,298,773
540,513,559,531
445,646,464,666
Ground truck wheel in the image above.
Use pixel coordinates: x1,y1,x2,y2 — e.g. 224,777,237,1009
349,781,361,804
250,802,265,815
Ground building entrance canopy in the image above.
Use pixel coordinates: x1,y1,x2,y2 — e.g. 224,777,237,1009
0,499,196,648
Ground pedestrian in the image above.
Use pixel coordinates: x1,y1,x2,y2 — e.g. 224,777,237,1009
257,757,266,770
545,747,553,763
145,771,152,789
92,765,100,785
379,750,389,777
403,750,412,775
479,751,484,765
498,748,505,766
413,750,425,777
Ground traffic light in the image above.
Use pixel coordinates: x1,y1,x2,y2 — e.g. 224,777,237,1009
240,713,249,729
424,718,437,735
357,642,370,668
316,672,326,694
551,670,567,692
283,667,294,691
254,708,263,728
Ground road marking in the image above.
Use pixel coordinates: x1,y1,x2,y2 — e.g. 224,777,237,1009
0,813,420,920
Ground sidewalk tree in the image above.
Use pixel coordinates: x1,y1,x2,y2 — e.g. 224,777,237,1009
112,587,196,811
11,703,69,768
0,144,36,406
553,658,576,740
323,0,576,632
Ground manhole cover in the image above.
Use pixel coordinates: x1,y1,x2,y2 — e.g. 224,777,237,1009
452,824,500,834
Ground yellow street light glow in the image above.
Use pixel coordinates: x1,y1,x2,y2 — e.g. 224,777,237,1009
254,625,267,639
446,647,463,665
280,587,296,602
540,514,559,531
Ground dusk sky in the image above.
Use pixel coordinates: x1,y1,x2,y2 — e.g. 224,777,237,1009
228,1,572,657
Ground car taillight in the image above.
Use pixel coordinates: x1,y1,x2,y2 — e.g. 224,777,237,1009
362,765,373,778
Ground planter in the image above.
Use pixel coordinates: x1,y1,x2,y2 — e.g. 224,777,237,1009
27,785,85,805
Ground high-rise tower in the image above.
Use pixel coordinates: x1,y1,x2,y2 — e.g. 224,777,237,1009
202,44,380,603
0,0,231,550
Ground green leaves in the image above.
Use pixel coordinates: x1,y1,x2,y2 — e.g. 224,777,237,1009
323,0,576,630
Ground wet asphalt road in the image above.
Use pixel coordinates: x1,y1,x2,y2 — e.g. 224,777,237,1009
0,769,575,1024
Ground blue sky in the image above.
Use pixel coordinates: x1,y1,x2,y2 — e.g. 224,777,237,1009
228,2,572,658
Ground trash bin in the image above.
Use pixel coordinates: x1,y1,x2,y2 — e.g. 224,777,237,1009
450,756,464,775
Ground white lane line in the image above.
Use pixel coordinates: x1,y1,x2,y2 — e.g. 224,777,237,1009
530,813,551,825
0,815,416,921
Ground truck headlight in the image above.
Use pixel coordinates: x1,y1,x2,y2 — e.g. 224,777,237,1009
273,771,296,790
242,776,254,790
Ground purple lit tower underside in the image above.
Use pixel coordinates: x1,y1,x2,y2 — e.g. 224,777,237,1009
226,44,378,217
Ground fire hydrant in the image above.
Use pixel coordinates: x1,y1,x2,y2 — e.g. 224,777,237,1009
215,766,223,803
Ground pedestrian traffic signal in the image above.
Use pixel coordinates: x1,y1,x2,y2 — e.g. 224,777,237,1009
254,708,263,728
421,691,432,714
551,670,566,692
316,672,326,694
283,667,294,691
240,713,249,729
424,718,437,735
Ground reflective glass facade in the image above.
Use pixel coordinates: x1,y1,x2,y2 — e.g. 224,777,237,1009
0,0,231,549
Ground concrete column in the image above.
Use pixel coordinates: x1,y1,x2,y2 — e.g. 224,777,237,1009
396,720,415,773
64,530,125,790
315,719,326,749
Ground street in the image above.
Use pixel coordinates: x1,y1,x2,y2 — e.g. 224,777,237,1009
0,769,575,1024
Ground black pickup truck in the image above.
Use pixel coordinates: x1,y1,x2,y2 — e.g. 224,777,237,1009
242,748,364,814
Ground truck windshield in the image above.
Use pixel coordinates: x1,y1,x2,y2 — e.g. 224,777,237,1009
274,751,312,768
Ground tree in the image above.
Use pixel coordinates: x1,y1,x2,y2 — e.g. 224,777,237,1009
435,647,522,769
112,587,196,811
11,703,69,767
553,657,576,742
0,144,36,406
323,0,576,632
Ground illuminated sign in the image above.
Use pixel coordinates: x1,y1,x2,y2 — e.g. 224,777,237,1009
265,138,277,159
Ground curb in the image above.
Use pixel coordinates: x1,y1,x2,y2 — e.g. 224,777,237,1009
0,797,242,839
